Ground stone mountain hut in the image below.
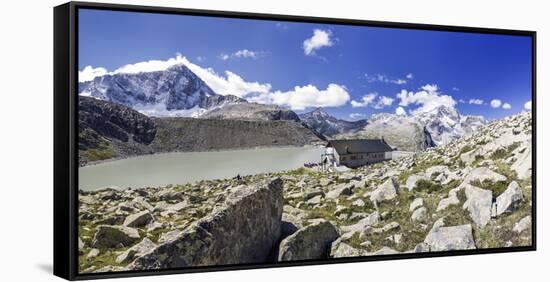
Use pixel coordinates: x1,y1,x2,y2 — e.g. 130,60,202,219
323,139,393,168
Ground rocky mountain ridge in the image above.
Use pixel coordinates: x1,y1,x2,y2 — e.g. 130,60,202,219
303,105,486,151
78,97,322,166
299,108,368,137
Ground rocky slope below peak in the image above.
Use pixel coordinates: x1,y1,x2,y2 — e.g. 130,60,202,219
201,102,301,122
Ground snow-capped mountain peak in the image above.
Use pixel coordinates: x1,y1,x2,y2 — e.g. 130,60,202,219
78,63,245,117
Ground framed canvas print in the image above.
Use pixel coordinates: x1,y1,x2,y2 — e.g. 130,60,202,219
54,1,536,280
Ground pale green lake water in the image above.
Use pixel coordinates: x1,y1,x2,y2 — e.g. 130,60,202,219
79,146,325,191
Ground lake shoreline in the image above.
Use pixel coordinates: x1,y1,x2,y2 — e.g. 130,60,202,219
79,146,326,191
81,143,326,168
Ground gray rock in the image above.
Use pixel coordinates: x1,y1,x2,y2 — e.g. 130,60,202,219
157,230,181,244
278,220,339,261
463,167,507,184
326,183,353,199
462,184,493,227
411,207,427,222
157,190,184,202
412,242,430,253
92,225,141,249
511,142,532,179
409,198,424,212
340,211,380,233
370,246,399,255
382,221,400,232
78,237,85,253
129,178,284,270
513,216,531,233
496,181,523,216
406,174,428,191
123,210,154,228
349,212,368,221
424,224,476,251
116,238,157,264
425,165,450,178
319,178,332,187
352,199,366,207
330,239,364,258
86,248,100,259
437,190,460,211
370,178,399,203
307,195,323,205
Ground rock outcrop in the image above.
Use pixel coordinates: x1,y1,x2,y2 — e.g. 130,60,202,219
91,225,141,249
424,223,476,251
278,220,339,261
462,184,493,227
496,181,523,216
129,178,283,269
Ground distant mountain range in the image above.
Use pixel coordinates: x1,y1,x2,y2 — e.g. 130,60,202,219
300,107,485,151
78,62,486,153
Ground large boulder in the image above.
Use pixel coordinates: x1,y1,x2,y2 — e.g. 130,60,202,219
369,178,399,204
463,167,507,185
326,183,354,199
128,178,284,269
115,238,157,264
511,141,532,179
278,220,339,261
123,210,154,227
91,225,141,249
424,223,476,251
462,184,493,227
496,181,523,216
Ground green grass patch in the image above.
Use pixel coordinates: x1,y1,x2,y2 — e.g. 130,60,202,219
470,179,509,196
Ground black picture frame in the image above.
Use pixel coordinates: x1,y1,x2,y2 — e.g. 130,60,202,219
54,1,537,280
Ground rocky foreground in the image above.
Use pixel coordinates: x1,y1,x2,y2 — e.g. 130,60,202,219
78,112,532,273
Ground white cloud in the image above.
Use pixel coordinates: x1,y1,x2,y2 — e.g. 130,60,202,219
349,113,366,119
219,49,265,61
303,29,333,56
365,73,411,85
502,103,512,110
275,22,289,30
490,99,502,108
249,84,350,110
469,99,484,105
395,106,407,116
351,93,377,108
374,96,395,109
78,54,350,110
351,93,394,109
452,87,460,91
79,66,108,82
396,84,456,115
196,56,206,62
113,56,187,75
524,100,532,111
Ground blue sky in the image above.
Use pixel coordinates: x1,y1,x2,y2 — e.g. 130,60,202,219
78,8,533,120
